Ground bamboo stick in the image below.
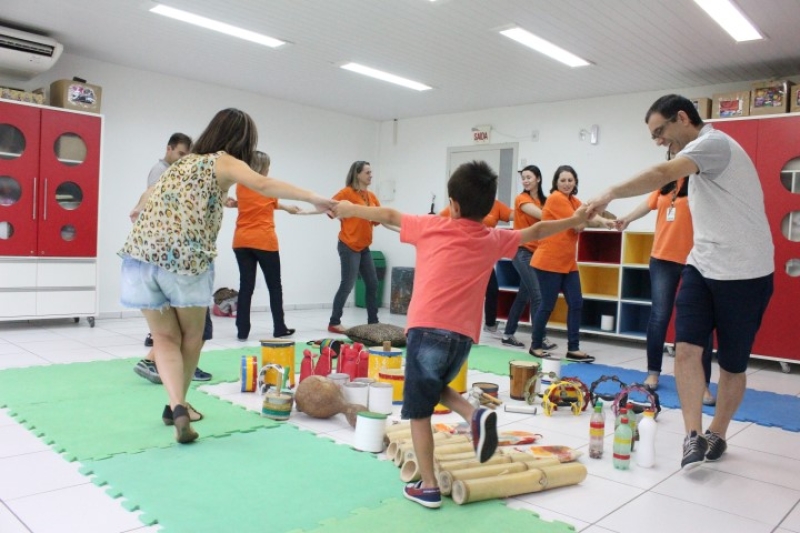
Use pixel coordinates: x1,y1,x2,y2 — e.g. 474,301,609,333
451,463,587,505
437,457,560,496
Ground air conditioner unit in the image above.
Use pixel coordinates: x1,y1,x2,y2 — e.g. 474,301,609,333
0,25,63,80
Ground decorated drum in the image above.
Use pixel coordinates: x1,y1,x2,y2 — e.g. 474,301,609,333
260,339,296,388
261,392,293,421
241,355,258,392
509,360,539,401
378,368,405,404
368,346,403,379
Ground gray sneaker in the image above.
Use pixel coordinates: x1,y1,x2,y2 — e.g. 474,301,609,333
704,430,727,462
483,323,498,333
542,337,558,350
681,430,708,471
133,359,161,384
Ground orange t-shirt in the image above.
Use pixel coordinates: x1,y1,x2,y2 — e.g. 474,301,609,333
333,186,380,252
514,193,543,253
232,184,279,251
438,199,512,228
531,191,581,273
647,178,694,264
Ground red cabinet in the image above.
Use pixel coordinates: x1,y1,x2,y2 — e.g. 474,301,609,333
0,99,101,324
0,100,100,257
714,114,800,364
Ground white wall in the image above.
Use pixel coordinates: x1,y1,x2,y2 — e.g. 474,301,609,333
368,79,799,274
2,53,379,317
4,54,795,317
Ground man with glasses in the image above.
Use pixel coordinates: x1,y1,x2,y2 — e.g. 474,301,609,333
585,94,774,471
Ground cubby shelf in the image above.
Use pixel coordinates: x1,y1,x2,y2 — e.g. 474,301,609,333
495,229,654,340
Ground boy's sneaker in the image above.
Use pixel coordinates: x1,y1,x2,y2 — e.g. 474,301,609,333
542,337,558,351
403,481,441,509
192,368,212,382
483,323,498,334
471,408,498,463
501,335,524,347
134,359,161,384
681,430,708,471
704,430,727,461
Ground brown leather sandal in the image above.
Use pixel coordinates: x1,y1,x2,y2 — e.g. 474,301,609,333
162,403,204,426
172,404,199,444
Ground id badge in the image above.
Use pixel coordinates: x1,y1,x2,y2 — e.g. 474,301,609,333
666,207,676,222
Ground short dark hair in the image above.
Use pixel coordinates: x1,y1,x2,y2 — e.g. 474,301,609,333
346,160,370,188
519,164,547,205
167,132,192,149
448,161,497,220
646,94,704,126
192,108,258,164
551,165,579,196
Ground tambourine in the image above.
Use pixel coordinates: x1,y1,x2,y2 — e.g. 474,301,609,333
589,374,627,407
611,383,661,419
541,379,587,416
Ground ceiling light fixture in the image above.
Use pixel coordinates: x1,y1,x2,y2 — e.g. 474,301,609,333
150,4,286,48
693,0,763,42
500,27,590,68
340,62,432,91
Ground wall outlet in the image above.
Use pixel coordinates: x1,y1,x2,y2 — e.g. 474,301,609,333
531,130,539,142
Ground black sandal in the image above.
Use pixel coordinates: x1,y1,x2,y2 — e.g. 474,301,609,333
566,351,595,363
162,403,204,426
172,404,199,444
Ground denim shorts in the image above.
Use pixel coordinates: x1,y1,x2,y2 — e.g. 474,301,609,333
120,256,214,310
675,265,773,374
401,327,473,419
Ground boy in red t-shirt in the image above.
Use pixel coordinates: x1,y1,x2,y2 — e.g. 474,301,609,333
333,161,587,509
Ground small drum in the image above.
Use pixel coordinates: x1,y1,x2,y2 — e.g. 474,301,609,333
509,360,539,401
261,339,296,388
262,392,293,421
378,368,405,404
368,347,403,379
241,355,258,392
472,381,499,398
434,360,469,414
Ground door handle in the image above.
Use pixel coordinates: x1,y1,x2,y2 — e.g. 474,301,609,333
43,178,48,220
32,177,37,220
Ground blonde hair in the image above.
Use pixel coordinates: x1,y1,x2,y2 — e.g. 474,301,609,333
251,151,271,175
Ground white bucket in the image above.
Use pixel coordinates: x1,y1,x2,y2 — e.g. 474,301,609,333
354,411,387,453
368,382,394,415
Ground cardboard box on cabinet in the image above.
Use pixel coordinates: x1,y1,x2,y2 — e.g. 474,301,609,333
49,79,102,113
690,97,711,119
790,86,800,113
712,91,750,119
0,87,45,105
750,80,793,115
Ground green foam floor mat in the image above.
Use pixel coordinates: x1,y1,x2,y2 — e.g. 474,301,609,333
81,425,399,533
295,498,576,533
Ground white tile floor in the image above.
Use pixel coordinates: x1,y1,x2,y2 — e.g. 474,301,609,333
1,307,799,533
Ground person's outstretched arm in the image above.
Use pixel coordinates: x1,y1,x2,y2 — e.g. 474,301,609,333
518,205,588,244
333,200,403,227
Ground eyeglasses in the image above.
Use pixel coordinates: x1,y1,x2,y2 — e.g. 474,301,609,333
651,115,677,140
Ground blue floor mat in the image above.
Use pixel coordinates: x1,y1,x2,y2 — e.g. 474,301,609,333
552,363,800,432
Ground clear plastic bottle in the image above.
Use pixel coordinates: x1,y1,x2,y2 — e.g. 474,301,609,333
613,415,633,470
615,406,628,429
636,409,657,468
626,402,638,451
589,401,605,459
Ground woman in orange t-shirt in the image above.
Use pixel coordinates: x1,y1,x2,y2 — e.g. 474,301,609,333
328,161,395,332
530,165,611,362
500,165,556,352
439,199,512,333
614,172,715,404
230,151,300,340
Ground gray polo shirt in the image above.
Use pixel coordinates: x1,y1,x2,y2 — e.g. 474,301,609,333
146,159,169,188
678,124,774,280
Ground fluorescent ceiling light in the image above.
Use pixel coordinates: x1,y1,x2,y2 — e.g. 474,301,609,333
693,0,763,41
500,27,590,68
150,4,286,48
340,63,432,91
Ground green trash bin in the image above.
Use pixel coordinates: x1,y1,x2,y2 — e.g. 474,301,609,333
355,251,385,308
